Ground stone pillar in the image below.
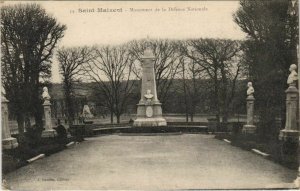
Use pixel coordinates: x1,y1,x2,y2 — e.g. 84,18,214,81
242,82,256,134
279,65,299,141
242,96,256,134
280,65,299,183
133,46,167,127
41,87,57,138
296,166,300,188
2,95,18,149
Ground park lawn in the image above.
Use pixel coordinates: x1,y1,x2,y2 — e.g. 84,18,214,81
2,133,77,175
215,132,298,170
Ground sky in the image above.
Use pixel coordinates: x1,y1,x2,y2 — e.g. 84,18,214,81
3,1,247,83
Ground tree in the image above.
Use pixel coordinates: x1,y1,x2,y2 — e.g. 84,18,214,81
84,45,136,123
178,49,206,122
180,56,189,122
182,39,244,126
129,39,182,108
184,59,206,122
1,4,66,133
57,47,94,125
233,0,298,139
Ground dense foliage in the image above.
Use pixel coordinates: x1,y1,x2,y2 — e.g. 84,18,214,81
234,0,298,139
1,4,66,132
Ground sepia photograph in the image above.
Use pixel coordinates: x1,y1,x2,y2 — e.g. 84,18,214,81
1,0,300,190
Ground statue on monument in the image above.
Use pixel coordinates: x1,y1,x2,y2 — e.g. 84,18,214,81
41,86,56,137
82,104,94,118
246,82,254,97
144,89,154,104
1,84,7,101
287,64,298,85
42,87,51,103
242,81,256,134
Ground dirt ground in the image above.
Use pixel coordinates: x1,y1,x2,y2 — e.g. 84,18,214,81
4,134,297,190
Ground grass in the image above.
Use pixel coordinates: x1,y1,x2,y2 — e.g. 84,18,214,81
215,132,299,170
2,132,77,175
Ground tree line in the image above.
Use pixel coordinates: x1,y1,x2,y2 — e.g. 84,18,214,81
57,38,245,125
1,1,298,141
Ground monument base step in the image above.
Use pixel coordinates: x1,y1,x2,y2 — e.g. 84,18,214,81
279,129,299,141
242,124,256,134
294,176,300,188
41,129,57,138
133,117,167,127
2,137,18,150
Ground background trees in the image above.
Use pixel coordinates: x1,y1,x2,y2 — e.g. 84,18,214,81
1,4,66,133
179,55,205,122
84,45,137,123
57,47,94,125
181,39,244,126
234,0,298,139
3,1,293,130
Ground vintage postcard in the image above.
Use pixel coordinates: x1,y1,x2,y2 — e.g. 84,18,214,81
1,0,299,190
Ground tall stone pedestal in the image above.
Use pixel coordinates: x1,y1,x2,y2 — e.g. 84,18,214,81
134,102,167,127
295,175,300,188
279,82,299,185
242,95,256,134
133,46,166,127
279,84,299,141
2,97,18,149
41,101,57,138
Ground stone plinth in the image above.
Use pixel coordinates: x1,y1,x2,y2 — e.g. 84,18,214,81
133,46,166,127
242,95,256,134
41,100,57,138
279,84,299,141
295,166,300,188
2,97,18,149
3,137,18,149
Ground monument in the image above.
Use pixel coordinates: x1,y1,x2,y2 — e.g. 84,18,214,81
279,64,299,141
242,82,256,134
82,104,94,118
41,87,57,138
2,86,18,149
133,46,167,127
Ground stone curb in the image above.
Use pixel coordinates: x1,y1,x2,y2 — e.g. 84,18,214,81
66,141,75,147
27,154,45,163
25,142,76,164
223,139,231,144
118,132,183,136
251,149,270,157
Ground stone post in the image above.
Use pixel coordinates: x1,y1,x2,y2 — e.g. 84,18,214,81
2,93,18,149
280,65,299,185
41,87,57,138
279,64,299,141
242,82,256,134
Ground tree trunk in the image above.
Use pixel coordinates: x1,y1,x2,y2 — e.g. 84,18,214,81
110,111,114,124
216,114,221,130
223,112,228,123
116,114,120,124
65,90,75,125
214,85,221,129
31,65,43,129
182,61,189,122
190,102,196,122
190,113,194,122
24,113,31,130
17,113,25,135
34,106,43,129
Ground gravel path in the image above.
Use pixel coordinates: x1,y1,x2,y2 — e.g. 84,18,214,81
4,134,297,190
